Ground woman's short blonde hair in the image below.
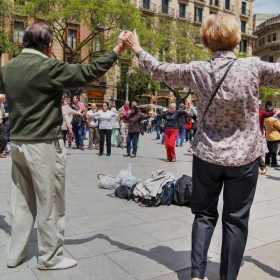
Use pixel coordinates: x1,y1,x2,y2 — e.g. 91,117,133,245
200,12,241,52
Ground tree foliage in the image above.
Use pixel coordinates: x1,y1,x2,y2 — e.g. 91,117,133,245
0,0,20,55
17,0,149,62
116,66,159,102
259,87,279,102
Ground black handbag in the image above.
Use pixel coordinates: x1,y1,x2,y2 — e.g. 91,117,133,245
160,181,175,206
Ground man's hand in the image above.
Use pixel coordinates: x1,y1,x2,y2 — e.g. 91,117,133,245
122,29,141,54
113,31,129,56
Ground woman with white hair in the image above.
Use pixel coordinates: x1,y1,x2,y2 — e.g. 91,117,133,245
156,103,188,162
122,11,280,280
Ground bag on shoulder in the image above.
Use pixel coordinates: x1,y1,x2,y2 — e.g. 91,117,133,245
160,181,175,206
173,175,193,206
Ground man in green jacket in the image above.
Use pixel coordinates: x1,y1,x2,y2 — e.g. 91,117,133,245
0,22,127,270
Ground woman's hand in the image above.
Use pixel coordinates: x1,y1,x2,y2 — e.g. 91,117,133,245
122,29,141,54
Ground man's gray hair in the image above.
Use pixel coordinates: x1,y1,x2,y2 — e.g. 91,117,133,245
23,22,54,51
169,102,176,108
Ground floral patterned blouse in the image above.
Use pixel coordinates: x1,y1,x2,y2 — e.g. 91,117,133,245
138,50,280,166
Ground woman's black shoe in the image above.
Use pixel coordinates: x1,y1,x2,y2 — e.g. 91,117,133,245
99,153,103,156
123,154,130,157
106,154,111,156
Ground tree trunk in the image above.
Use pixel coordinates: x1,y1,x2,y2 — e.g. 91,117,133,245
165,84,191,108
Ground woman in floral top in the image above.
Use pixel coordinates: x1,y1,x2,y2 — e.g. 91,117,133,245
122,12,280,280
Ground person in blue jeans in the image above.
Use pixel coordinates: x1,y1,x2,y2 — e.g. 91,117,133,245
175,104,190,147
122,105,150,158
154,110,162,139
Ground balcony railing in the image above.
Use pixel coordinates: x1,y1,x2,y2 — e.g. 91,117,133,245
240,8,250,17
194,0,206,4
139,1,157,13
194,16,204,24
257,15,280,31
159,6,175,17
209,0,220,8
224,4,234,13
176,11,192,21
241,28,254,36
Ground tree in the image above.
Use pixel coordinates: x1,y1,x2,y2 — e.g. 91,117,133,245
116,66,159,102
0,0,20,56
259,87,279,106
153,17,211,107
18,0,149,62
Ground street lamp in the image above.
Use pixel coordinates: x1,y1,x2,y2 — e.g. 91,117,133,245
125,67,129,101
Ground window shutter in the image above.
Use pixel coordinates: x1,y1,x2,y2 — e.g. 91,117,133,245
77,30,80,47
10,20,14,42
64,29,68,46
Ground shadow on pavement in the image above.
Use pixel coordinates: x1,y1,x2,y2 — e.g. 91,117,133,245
66,233,196,279
265,175,280,181
244,256,280,278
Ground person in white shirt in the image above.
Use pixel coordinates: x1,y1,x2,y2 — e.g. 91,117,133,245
0,94,8,158
87,102,119,156
87,103,100,150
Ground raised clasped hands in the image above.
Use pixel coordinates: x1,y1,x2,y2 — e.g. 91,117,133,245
121,29,141,54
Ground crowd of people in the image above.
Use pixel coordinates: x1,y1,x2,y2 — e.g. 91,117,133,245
1,11,280,280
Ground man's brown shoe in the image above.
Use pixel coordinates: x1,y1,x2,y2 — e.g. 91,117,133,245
261,167,267,175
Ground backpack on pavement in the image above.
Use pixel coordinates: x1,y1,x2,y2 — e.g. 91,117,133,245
160,181,175,206
173,175,193,206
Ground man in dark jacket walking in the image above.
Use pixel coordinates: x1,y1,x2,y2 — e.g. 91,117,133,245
0,22,127,270
176,104,190,147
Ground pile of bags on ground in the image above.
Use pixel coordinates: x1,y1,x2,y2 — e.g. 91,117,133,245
97,164,192,207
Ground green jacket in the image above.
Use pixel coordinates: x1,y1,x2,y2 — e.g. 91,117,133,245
0,49,117,141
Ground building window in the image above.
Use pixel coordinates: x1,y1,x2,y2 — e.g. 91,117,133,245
259,39,261,47
225,0,230,10
239,39,247,53
210,11,217,14
67,29,77,49
92,35,101,52
194,7,203,23
262,37,265,45
241,20,246,33
13,21,24,43
160,82,167,89
120,63,129,82
157,99,167,107
138,98,149,105
210,0,219,7
162,0,168,14
143,0,150,10
179,3,186,18
269,56,273,63
272,33,277,41
241,1,246,15
268,34,271,42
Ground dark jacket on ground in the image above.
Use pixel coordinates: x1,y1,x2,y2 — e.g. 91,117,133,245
0,49,117,141
124,111,150,133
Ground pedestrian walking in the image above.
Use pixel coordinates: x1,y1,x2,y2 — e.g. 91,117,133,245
0,22,127,270
122,12,280,279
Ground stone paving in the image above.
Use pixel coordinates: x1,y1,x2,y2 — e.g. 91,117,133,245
0,132,280,279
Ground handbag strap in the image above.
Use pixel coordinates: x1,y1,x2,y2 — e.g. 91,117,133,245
200,60,236,125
